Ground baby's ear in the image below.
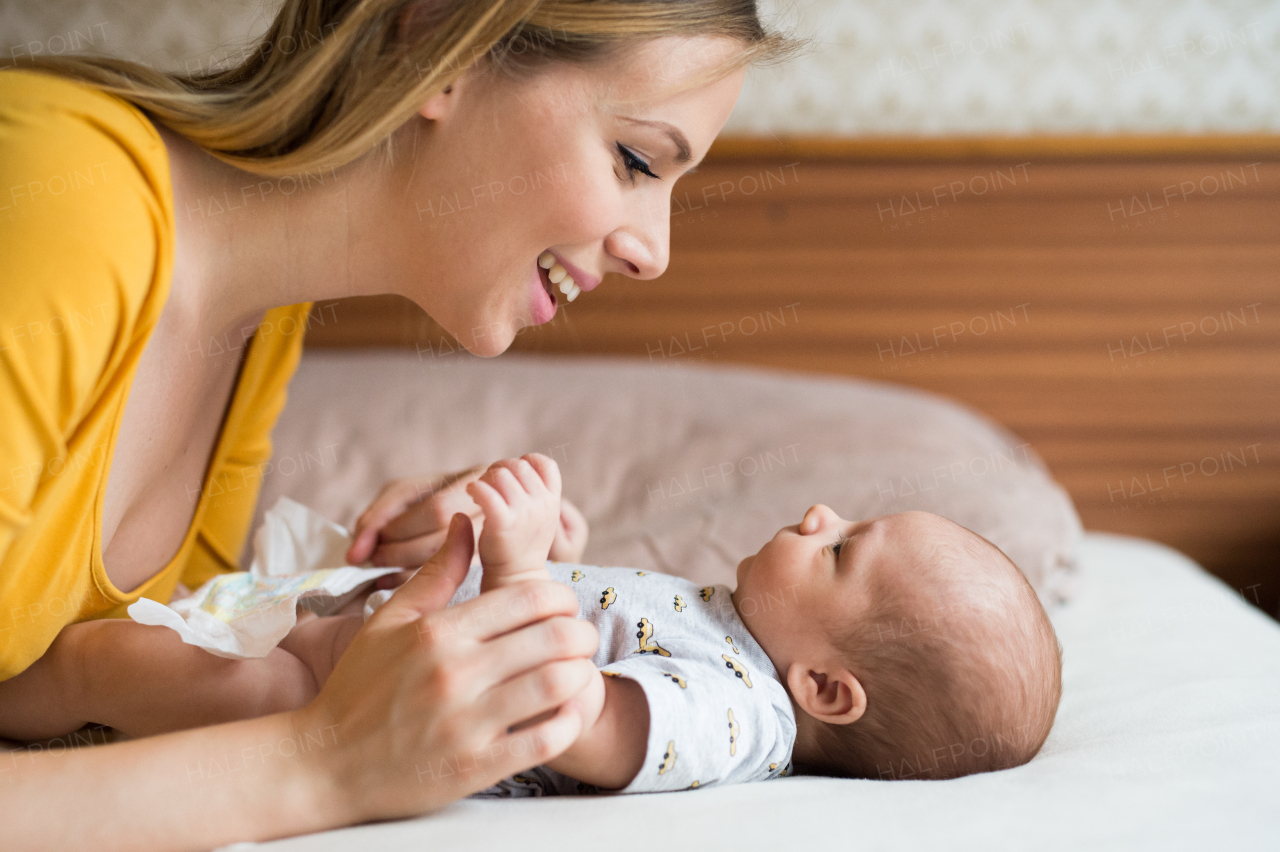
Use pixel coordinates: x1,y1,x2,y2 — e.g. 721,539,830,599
786,662,866,725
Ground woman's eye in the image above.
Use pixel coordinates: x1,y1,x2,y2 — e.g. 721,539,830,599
617,144,660,182
831,539,845,557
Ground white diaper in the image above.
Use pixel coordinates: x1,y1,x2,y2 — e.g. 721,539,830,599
127,497,400,659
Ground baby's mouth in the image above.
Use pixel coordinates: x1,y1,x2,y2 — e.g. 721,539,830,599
538,251,581,302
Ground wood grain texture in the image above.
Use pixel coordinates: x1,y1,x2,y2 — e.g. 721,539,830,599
704,134,1280,162
305,137,1280,617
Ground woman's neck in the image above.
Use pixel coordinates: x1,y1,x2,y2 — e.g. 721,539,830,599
158,125,401,339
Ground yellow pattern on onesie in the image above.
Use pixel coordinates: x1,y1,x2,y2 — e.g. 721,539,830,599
722,654,753,687
636,618,672,657
658,740,677,775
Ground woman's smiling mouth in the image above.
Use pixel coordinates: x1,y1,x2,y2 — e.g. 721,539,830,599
529,257,557,325
529,250,604,325
539,251,581,302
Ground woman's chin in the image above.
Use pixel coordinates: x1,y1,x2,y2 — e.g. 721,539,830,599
435,313,517,358
462,330,513,358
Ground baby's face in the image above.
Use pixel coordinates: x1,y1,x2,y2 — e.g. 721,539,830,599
731,507,945,670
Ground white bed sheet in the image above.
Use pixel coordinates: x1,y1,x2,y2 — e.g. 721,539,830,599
242,532,1280,852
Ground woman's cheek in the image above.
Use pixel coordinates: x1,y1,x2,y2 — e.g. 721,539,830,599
555,172,621,240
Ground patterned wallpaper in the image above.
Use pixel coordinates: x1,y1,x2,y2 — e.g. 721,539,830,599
3,0,1277,135
734,0,1280,134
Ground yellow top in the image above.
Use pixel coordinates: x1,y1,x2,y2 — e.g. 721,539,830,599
0,70,311,680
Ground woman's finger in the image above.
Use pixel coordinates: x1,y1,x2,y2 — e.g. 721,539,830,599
374,569,414,590
373,514,474,623
381,487,480,543
368,505,486,567
347,480,426,563
368,529,448,568
479,658,596,736
422,579,580,644
476,615,597,681
352,477,426,534
483,702,585,782
347,467,486,564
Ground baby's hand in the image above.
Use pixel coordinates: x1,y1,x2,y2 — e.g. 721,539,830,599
467,454,562,591
549,497,590,564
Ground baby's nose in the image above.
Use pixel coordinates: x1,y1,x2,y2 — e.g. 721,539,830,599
801,504,837,533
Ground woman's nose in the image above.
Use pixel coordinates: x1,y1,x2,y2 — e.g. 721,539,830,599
605,196,669,279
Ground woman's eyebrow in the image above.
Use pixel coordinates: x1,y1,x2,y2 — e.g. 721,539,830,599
618,116,693,166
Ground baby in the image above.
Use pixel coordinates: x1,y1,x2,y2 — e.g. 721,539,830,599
296,452,1063,793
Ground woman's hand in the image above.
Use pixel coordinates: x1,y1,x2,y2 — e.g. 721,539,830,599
3,513,598,851
347,465,590,570
304,512,600,821
346,466,487,567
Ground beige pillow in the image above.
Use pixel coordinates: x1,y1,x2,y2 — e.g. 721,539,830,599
254,351,1080,604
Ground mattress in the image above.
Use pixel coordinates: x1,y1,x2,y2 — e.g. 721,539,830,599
235,351,1279,851
244,532,1280,851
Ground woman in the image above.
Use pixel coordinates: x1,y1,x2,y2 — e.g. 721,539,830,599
0,0,796,847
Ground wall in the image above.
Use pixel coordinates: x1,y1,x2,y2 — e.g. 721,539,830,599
3,0,1277,135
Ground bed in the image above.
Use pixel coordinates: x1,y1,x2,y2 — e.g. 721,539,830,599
230,350,1279,851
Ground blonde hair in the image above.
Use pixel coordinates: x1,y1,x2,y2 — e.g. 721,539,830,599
11,0,803,177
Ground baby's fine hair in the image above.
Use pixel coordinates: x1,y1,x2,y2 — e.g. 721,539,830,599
805,520,1062,781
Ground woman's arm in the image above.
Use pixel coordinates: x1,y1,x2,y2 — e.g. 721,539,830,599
0,619,321,741
5,707,350,851
1,515,599,851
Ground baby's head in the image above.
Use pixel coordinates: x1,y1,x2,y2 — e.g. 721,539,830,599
731,506,1061,780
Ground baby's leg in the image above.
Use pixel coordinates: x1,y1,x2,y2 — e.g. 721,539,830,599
277,614,364,689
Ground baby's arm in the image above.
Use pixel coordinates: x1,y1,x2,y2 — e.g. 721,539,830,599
466,454,563,593
460,454,649,788
543,673,649,790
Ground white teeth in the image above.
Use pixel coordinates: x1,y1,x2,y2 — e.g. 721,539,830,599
537,253,584,303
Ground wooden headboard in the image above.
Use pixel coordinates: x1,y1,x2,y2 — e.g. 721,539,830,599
305,134,1280,618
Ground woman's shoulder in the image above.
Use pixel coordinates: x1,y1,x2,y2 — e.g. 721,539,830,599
0,68,164,150
0,68,173,225
0,69,176,428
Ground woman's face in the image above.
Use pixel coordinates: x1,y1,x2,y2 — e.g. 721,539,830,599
385,35,748,356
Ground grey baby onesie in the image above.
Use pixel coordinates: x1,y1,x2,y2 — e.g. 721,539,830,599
441,561,797,796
